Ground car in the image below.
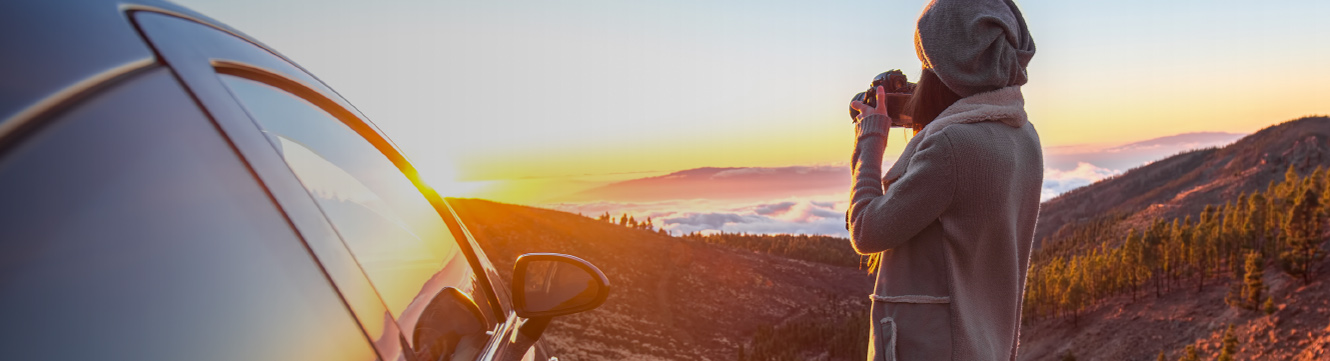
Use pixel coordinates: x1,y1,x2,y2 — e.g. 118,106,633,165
0,1,610,360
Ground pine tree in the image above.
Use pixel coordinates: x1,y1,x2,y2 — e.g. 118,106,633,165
1242,251,1266,309
1224,266,1244,308
1263,296,1276,315
1280,187,1325,284
1247,192,1269,254
1178,343,1197,361
1282,165,1301,198
1123,229,1147,300
1322,167,1330,214
1157,350,1166,361
1193,207,1214,292
1144,219,1168,297
1217,324,1238,361
1266,180,1286,258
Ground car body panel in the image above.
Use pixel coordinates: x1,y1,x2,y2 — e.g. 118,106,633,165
131,8,533,361
0,66,380,361
0,1,558,360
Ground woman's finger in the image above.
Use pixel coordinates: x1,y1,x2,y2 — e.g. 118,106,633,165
875,85,887,106
850,100,868,112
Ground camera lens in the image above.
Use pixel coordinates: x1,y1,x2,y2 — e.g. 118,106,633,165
849,91,867,122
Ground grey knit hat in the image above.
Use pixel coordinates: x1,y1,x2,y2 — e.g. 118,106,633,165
914,0,1036,97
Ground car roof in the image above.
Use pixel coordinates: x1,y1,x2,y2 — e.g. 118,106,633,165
0,0,274,135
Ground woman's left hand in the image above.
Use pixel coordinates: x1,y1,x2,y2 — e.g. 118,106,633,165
849,85,890,123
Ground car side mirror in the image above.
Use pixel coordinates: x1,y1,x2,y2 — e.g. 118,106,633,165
512,253,610,319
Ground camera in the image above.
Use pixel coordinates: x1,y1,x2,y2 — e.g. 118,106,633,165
849,69,915,126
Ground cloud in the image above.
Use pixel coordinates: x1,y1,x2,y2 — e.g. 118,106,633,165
657,207,848,237
550,161,1125,236
556,165,849,203
1044,132,1246,172
666,213,757,228
752,201,796,216
1041,162,1121,201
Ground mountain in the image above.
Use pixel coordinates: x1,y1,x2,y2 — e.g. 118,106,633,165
447,198,873,360
551,165,848,203
1017,116,1330,360
1044,131,1246,172
1036,116,1330,245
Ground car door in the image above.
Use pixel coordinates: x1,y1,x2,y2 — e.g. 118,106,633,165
126,8,532,361
0,53,380,361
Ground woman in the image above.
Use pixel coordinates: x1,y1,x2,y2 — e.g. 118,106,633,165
846,0,1040,360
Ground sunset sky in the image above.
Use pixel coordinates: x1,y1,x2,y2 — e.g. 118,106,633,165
177,0,1328,234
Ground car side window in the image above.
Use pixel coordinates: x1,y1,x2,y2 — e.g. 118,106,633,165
0,69,379,361
219,74,493,361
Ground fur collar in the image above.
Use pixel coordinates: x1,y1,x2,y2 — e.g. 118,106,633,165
882,86,1027,184
916,86,1027,139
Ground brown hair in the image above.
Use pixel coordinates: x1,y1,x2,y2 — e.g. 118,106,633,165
903,68,963,133
863,68,963,274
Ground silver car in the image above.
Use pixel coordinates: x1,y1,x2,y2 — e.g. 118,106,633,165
0,1,609,360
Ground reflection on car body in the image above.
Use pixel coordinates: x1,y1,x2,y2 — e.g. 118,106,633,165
0,1,610,361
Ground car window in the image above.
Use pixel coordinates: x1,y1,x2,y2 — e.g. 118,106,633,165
219,74,493,360
0,69,378,361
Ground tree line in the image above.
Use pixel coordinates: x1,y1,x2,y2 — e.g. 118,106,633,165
588,211,864,268
593,211,671,236
680,231,865,269
1023,166,1329,324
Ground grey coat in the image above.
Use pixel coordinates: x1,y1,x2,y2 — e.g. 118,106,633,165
849,86,1042,361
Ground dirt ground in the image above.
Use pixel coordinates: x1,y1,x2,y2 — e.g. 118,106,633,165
1019,258,1330,361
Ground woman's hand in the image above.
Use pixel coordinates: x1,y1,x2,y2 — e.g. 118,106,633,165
849,85,890,123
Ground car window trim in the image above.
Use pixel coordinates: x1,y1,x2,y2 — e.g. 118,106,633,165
213,61,413,179
0,58,155,152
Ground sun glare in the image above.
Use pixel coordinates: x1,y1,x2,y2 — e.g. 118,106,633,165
414,160,491,198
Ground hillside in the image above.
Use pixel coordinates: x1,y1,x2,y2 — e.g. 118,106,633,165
1036,116,1330,246
446,198,873,361
1018,116,1330,360
1018,255,1330,360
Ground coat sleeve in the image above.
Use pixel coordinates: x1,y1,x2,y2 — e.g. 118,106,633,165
848,117,956,255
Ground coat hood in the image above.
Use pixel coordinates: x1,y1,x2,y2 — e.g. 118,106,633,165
915,0,1036,98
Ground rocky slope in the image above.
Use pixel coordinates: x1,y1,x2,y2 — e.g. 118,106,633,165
447,198,873,361
1036,116,1330,246
1018,255,1330,361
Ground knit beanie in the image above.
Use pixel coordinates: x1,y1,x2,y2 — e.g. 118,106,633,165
914,0,1036,98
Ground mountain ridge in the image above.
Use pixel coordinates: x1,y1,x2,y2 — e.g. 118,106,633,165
1036,116,1330,245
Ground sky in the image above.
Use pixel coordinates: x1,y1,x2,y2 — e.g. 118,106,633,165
174,0,1328,235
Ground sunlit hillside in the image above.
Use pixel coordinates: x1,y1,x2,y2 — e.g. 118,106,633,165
1019,116,1330,360
447,198,873,360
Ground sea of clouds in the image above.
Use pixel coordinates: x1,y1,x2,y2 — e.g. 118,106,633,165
549,162,1121,238
546,132,1243,237
549,196,852,237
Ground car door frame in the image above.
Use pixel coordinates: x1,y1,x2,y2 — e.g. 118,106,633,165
123,6,525,361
